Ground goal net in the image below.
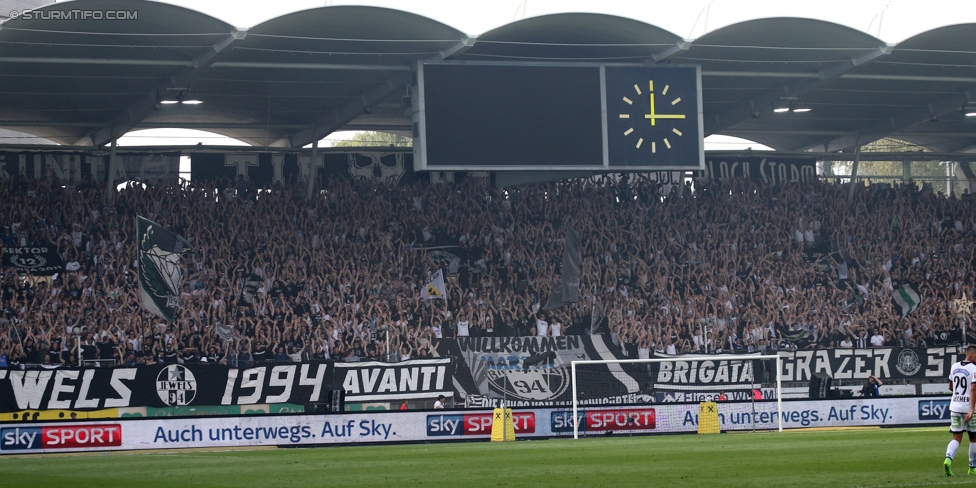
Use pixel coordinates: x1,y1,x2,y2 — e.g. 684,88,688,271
570,355,783,439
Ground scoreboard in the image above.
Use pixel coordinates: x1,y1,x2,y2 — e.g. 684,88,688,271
413,61,703,172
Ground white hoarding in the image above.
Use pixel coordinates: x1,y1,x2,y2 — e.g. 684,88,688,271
0,397,952,454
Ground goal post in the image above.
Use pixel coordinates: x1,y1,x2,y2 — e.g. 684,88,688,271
570,354,783,439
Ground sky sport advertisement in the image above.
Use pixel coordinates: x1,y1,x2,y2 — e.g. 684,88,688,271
0,397,953,454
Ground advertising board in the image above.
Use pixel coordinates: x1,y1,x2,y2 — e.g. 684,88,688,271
0,396,951,454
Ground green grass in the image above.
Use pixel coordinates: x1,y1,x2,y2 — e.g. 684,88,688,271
0,428,971,487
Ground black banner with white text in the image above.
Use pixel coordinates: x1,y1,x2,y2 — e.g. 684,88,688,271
0,359,454,413
2,244,65,276
0,151,180,183
189,151,418,188
698,156,817,183
775,347,961,382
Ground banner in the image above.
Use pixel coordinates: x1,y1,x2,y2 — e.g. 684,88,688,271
776,346,960,382
1,244,64,276
0,360,453,413
439,335,649,407
649,355,771,392
333,359,454,402
0,347,959,413
0,396,954,454
189,151,418,188
0,364,327,412
543,227,581,311
0,151,179,183
458,346,963,403
698,156,817,184
136,216,190,322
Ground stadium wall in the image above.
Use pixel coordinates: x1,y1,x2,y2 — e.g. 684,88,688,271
0,396,953,454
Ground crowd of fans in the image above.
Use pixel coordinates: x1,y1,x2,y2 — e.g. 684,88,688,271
0,170,975,369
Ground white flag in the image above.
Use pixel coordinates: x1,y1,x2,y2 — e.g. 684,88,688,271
421,269,447,302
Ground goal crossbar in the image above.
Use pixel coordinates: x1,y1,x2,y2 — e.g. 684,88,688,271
570,354,783,438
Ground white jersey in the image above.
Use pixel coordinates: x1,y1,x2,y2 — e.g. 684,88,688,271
536,320,549,337
456,321,469,337
550,322,562,337
949,361,976,413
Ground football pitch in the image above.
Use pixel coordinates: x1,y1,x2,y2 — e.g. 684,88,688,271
0,427,971,487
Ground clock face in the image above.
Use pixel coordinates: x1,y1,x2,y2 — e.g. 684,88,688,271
604,66,702,169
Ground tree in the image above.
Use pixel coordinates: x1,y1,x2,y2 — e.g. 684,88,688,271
331,131,412,148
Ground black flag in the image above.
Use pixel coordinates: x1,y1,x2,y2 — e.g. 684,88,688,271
544,227,581,310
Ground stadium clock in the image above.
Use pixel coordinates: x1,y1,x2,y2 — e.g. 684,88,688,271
604,65,703,169
621,79,686,152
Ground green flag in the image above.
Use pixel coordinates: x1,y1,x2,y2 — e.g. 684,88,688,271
137,216,190,322
892,284,921,318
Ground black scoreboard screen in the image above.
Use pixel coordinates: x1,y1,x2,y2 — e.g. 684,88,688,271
414,61,703,171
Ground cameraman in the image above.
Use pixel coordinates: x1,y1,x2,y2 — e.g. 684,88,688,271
860,376,884,397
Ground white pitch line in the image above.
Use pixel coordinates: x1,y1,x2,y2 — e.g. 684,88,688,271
855,480,974,488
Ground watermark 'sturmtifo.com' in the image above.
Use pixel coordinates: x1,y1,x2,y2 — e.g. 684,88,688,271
9,10,138,20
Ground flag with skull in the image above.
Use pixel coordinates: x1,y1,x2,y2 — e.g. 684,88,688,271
137,216,190,322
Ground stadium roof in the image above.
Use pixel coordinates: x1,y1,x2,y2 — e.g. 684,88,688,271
2,0,976,153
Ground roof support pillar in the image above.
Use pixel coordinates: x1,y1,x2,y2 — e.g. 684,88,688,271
798,85,976,152
646,40,692,63
81,29,245,146
280,74,410,148
307,135,318,201
847,142,861,203
706,45,891,135
106,139,117,202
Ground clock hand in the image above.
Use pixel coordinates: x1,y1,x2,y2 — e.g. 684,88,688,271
649,80,655,126
644,79,686,124
644,114,686,121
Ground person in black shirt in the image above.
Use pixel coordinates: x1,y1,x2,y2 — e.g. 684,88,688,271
205,346,220,364
162,343,179,364
47,338,62,363
18,336,37,364
181,347,200,364
352,339,365,358
80,333,97,362
252,341,268,362
97,336,117,363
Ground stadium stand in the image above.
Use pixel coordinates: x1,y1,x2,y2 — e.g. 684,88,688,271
0,172,973,370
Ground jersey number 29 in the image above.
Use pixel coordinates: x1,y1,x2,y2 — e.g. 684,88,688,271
953,376,970,395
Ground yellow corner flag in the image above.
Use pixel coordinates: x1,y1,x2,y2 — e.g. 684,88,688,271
698,402,720,434
490,408,516,442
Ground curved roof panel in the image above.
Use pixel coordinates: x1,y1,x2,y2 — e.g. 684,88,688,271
460,13,682,62
1,7,976,153
232,6,465,66
0,0,236,145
